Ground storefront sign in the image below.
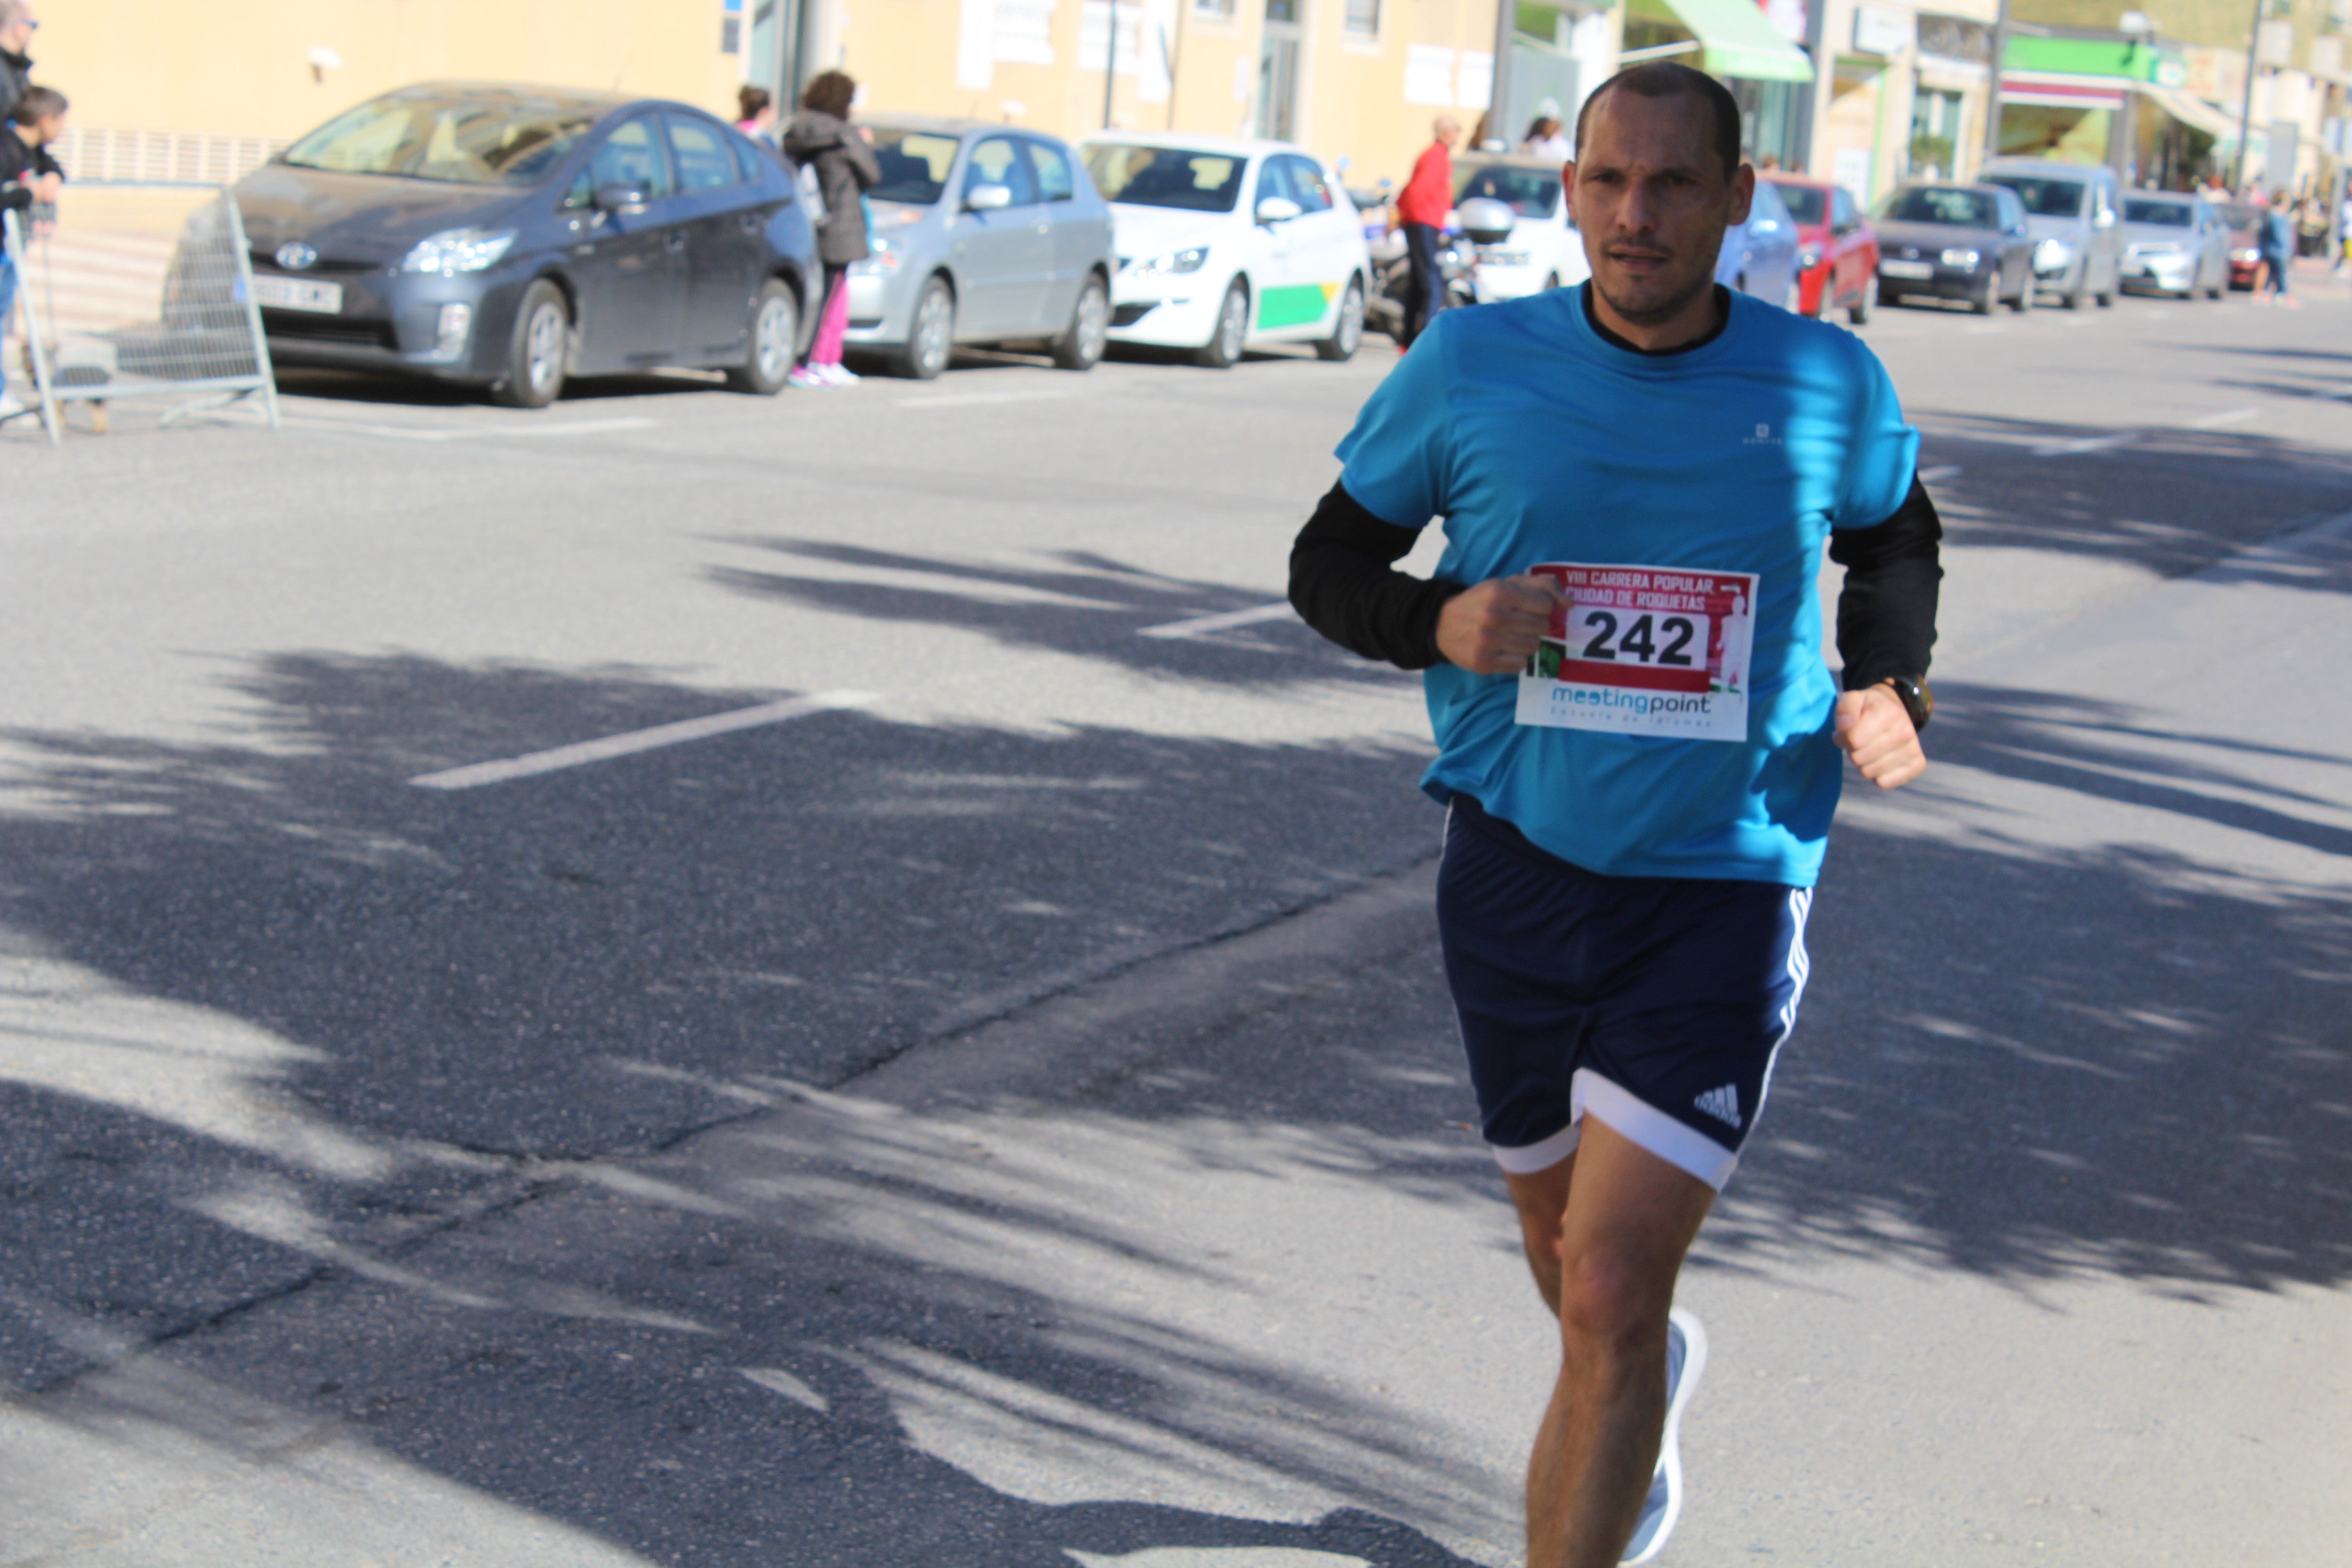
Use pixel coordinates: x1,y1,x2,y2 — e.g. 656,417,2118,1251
1854,5,1914,57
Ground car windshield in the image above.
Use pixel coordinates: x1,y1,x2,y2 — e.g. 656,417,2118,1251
1083,144,1244,212
864,127,962,205
2218,201,2265,229
1983,175,2084,217
1880,187,1997,227
1771,183,1827,225
1453,164,1560,217
2125,199,2193,227
282,91,600,186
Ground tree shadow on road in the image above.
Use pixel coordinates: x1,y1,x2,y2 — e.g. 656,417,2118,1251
1910,412,2352,580
1,648,2348,1565
708,537,1405,688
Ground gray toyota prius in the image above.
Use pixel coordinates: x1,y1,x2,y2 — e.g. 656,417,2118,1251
222,82,819,406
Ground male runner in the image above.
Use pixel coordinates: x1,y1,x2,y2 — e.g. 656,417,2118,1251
1288,63,1940,1567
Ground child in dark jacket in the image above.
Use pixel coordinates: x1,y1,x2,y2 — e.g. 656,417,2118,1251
0,82,64,417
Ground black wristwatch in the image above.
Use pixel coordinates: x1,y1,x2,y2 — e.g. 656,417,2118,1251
1880,675,1933,732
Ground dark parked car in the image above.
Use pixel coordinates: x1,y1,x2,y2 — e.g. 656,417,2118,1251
1872,182,2036,314
216,82,819,406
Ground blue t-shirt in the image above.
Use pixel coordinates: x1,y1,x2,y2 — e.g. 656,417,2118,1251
1336,286,1918,887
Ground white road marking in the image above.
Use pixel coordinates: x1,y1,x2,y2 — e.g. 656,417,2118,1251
894,389,1079,410
282,414,657,443
2187,406,2259,428
1918,464,1963,482
410,691,878,790
1136,602,1297,640
2033,431,2138,457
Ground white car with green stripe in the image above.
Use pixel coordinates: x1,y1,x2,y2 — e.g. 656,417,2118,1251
1079,133,1371,368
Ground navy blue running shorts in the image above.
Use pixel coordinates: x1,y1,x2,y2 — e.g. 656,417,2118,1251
1435,794,1812,1190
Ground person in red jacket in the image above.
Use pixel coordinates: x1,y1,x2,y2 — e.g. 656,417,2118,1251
1393,114,1460,347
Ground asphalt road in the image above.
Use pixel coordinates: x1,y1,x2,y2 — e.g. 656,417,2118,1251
2,279,2349,1566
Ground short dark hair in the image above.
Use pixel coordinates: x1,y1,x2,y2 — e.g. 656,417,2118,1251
800,70,855,120
737,84,772,120
14,85,63,125
1574,62,1742,178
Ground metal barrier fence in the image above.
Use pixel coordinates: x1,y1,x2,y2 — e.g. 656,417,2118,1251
5,190,278,444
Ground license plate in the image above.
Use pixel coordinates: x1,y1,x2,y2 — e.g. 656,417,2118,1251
250,274,343,313
1879,260,1933,279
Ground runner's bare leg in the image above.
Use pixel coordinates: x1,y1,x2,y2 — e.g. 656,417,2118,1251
1507,1117,1715,1568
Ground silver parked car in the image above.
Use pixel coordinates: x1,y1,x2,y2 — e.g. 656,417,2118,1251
1979,157,2122,309
844,116,1115,378
2118,192,2230,299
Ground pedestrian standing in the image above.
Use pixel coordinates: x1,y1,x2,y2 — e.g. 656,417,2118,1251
1392,114,1459,349
735,84,774,139
781,69,879,388
2336,188,2352,274
1522,102,1572,162
2257,191,2298,306
0,81,64,420
1290,61,1938,1567
0,0,35,127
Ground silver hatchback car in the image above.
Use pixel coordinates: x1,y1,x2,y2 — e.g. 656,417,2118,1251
845,116,1116,378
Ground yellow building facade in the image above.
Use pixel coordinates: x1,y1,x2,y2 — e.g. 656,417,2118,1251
42,0,1590,191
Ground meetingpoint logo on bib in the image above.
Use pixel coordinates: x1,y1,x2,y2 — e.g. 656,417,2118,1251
1515,562,1758,743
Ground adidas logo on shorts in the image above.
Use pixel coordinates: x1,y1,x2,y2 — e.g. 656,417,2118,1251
1694,1083,1742,1128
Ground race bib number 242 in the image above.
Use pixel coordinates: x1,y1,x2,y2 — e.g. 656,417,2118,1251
1514,562,1757,742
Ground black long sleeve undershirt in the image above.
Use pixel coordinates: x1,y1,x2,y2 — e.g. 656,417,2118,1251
1287,475,1942,684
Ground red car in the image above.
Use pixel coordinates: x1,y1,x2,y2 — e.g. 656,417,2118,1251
1766,176,1881,323
2216,200,2267,289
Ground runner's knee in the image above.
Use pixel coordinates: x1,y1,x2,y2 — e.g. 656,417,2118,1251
1555,1242,1671,1361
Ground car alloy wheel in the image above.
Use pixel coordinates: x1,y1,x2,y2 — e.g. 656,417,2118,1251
901,278,954,380
1316,278,1365,362
1848,272,1876,326
728,278,799,394
493,279,569,409
1053,274,1108,370
1196,280,1248,368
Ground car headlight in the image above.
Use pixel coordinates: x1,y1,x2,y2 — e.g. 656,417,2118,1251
2233,246,2261,263
2034,238,2073,271
1797,246,1823,270
851,236,904,276
399,227,518,275
1138,246,1208,276
1940,248,1981,268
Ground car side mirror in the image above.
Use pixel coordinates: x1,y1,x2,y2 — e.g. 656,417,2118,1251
1255,195,1302,224
595,181,650,214
964,183,1013,212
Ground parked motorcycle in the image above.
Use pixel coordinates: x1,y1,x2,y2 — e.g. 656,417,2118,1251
1365,218,1484,342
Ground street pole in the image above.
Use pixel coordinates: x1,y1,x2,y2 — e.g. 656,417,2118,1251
1488,0,1514,150
1982,0,2010,163
1102,1,1120,131
2234,0,2262,191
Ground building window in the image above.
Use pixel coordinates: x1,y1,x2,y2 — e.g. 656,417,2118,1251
1195,0,1235,18
1345,0,1379,36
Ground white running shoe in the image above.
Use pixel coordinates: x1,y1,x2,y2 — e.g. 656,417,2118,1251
787,366,830,390
816,361,860,386
1620,1307,1708,1565
0,391,24,421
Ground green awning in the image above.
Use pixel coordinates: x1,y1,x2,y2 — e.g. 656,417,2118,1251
1626,0,1816,84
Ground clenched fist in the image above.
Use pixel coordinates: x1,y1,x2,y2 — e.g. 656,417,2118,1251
1437,574,1569,675
1835,683,1926,789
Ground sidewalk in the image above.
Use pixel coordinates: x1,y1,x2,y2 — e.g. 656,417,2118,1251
3,517,2347,1565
